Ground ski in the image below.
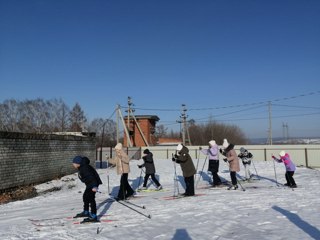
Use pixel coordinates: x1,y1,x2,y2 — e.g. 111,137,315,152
30,214,114,227
162,193,206,200
75,219,115,224
137,188,168,192
197,183,230,190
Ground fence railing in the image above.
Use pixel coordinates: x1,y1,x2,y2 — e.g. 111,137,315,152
96,145,320,169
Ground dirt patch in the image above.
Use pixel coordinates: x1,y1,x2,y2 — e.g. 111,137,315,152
0,186,38,205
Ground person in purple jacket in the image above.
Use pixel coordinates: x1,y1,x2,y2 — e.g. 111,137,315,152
272,151,297,188
199,140,222,187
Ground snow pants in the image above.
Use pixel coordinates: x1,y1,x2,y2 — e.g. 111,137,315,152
83,188,97,215
285,171,296,186
184,175,195,196
208,160,222,185
118,173,134,200
143,173,161,187
230,171,237,185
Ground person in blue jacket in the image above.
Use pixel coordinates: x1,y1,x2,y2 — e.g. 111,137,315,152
72,155,102,223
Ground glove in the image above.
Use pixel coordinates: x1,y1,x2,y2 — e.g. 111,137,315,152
223,158,228,163
219,149,223,154
172,157,176,162
271,155,276,159
174,154,178,158
199,146,202,150
138,165,143,168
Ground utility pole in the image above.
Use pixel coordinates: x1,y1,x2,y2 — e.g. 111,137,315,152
127,96,132,132
116,104,120,143
176,104,191,146
268,101,273,145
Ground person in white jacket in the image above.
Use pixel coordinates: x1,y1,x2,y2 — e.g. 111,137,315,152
200,140,222,187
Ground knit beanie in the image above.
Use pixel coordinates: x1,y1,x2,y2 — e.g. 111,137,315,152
176,144,183,151
115,143,123,150
222,139,229,148
72,156,82,164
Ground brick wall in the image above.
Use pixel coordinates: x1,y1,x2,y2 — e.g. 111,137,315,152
0,132,96,191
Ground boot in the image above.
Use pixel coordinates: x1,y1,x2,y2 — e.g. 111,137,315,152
81,213,99,223
73,210,89,218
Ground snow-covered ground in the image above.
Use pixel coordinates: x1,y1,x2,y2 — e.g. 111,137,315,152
0,157,319,240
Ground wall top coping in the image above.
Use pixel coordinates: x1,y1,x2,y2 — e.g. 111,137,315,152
0,131,95,141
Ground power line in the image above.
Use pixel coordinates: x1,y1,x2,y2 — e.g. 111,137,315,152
118,90,320,112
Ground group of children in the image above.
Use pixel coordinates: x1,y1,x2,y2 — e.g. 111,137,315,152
71,139,297,223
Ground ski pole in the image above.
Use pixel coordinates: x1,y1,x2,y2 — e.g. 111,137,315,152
195,148,201,174
236,178,246,191
272,156,279,186
251,159,260,180
115,199,151,219
195,156,207,188
106,155,110,194
123,199,146,209
137,166,143,189
172,153,180,196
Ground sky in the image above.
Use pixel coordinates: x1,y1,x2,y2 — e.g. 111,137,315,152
0,158,319,239
1,0,320,140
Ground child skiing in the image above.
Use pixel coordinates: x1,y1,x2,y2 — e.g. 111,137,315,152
72,155,102,223
200,140,222,187
238,147,253,180
108,143,135,200
272,151,297,188
138,149,162,190
172,144,196,196
220,139,240,190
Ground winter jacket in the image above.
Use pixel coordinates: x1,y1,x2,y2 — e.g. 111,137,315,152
176,146,196,177
78,157,102,189
108,150,130,175
140,152,156,174
225,144,240,172
274,153,296,172
238,151,253,165
201,145,219,160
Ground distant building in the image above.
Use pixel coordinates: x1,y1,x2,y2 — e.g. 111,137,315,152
157,137,182,146
123,115,159,147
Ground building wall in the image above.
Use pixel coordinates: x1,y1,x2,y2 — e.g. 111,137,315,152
124,118,158,147
0,132,96,191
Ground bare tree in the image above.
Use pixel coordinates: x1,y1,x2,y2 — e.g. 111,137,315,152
69,103,87,132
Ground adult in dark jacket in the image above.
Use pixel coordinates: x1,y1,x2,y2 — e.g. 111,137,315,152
72,156,102,222
138,149,162,190
172,144,196,196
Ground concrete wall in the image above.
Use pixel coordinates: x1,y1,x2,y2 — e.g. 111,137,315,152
0,132,96,191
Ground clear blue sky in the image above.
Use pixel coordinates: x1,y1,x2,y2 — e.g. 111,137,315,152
1,0,320,140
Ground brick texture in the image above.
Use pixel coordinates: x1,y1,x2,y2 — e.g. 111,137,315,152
0,132,95,191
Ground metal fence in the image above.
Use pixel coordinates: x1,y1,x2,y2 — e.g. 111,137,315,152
96,145,320,169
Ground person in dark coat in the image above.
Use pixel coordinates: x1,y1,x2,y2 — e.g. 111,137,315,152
138,149,162,190
172,144,196,196
72,155,102,222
